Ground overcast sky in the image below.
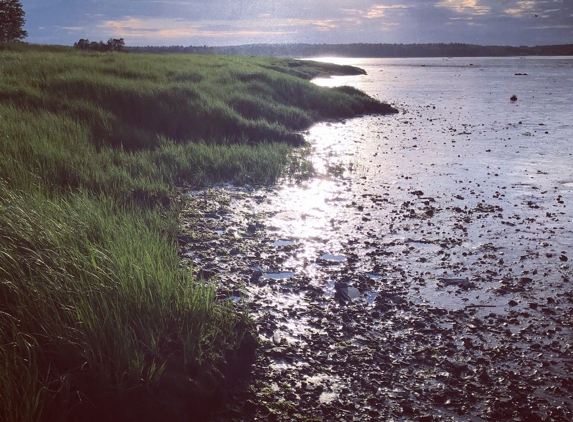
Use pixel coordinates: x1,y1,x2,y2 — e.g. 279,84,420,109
21,0,573,47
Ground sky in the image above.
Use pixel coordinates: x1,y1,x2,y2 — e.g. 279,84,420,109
20,0,573,47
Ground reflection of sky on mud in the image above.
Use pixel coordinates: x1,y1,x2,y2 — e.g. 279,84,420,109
312,57,573,307
258,120,362,262
228,57,572,343
269,180,339,239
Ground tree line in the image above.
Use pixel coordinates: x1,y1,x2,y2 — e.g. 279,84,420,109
73,38,127,52
129,42,573,58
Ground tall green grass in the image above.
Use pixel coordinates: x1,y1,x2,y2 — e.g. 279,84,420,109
0,43,395,420
0,184,239,420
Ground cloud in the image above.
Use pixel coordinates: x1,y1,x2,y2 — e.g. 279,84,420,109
364,5,412,19
100,17,295,40
435,0,491,15
504,1,538,17
98,15,353,43
311,20,339,31
529,24,573,29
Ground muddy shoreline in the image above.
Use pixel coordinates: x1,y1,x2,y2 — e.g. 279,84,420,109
179,179,572,420
179,69,572,419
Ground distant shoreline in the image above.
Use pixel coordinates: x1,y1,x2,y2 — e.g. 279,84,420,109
128,42,573,58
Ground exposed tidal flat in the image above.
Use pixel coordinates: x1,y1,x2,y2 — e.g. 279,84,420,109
0,43,397,421
185,58,573,421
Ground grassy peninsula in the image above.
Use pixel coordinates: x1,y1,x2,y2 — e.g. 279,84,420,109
0,43,396,421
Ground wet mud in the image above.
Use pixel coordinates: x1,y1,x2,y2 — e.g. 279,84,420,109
179,74,572,421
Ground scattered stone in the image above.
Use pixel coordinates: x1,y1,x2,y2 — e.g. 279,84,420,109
334,282,360,302
180,92,573,421
439,277,475,289
318,254,347,264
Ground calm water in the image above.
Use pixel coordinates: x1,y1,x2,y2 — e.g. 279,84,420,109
313,56,573,187
311,57,573,234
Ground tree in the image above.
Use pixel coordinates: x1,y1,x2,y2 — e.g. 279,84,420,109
73,38,127,52
106,38,125,52
73,38,90,50
0,0,28,42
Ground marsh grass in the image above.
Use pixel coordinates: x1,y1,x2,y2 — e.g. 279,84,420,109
0,43,394,420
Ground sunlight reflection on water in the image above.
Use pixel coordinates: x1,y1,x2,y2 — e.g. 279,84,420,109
310,56,573,308
219,57,572,353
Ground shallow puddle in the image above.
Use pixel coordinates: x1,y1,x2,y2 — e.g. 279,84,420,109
262,271,295,280
272,239,295,247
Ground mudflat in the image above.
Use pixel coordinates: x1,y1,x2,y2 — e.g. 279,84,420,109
182,57,573,421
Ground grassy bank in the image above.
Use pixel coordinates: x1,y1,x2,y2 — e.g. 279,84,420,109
0,43,396,421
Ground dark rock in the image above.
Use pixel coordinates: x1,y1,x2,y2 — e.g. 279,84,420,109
478,369,491,384
440,277,475,289
450,362,469,376
250,270,262,282
334,282,360,302
375,303,392,312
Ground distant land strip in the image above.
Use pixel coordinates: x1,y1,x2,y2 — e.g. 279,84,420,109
128,42,573,58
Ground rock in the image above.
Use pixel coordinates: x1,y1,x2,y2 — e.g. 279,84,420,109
439,277,475,289
510,95,518,101
478,369,491,384
375,302,392,312
319,254,347,265
250,270,262,282
378,291,405,304
334,282,360,302
450,362,469,376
